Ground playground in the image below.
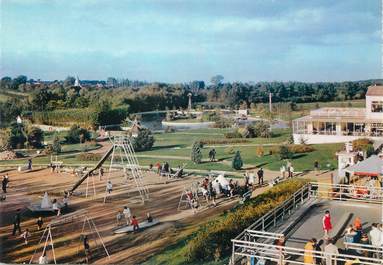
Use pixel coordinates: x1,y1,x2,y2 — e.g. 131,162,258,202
0,157,246,264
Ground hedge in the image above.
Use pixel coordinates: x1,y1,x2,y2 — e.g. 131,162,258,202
186,179,307,262
200,138,249,145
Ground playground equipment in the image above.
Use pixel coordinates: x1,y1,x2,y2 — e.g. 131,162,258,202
159,163,187,183
28,192,63,213
177,181,204,210
114,219,160,234
69,135,149,204
29,210,110,264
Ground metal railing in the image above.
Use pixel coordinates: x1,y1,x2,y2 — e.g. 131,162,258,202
235,184,311,242
231,182,383,264
232,239,383,265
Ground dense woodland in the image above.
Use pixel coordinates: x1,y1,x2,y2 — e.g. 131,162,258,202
0,75,381,128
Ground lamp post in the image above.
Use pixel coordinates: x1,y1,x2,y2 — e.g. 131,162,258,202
187,93,192,112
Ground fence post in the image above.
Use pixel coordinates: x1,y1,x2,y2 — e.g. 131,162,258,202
262,218,265,231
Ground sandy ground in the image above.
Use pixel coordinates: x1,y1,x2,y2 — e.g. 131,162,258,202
0,167,253,264
0,144,334,265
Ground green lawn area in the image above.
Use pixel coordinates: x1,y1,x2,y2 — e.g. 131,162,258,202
0,128,341,173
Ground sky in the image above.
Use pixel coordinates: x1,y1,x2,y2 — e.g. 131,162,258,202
0,0,381,83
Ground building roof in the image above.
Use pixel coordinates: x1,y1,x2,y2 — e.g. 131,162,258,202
366,85,383,96
345,155,383,176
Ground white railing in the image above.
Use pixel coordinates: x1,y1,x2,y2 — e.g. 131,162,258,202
235,184,312,241
231,182,383,264
232,239,382,265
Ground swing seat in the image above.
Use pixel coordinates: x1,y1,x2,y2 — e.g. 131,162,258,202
113,219,160,234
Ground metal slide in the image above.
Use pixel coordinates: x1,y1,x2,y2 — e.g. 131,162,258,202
69,146,114,193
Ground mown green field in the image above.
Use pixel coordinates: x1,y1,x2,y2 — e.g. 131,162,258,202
0,127,340,173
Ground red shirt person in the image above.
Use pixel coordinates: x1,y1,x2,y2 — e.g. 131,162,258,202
131,216,139,232
322,210,332,238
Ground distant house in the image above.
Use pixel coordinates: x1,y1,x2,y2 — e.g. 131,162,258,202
292,85,383,144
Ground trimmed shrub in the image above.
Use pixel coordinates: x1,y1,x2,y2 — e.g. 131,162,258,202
352,138,372,151
131,128,155,151
224,130,242,139
65,125,91,144
232,151,243,170
76,152,102,161
255,146,264,157
191,141,203,164
289,144,315,154
200,138,249,145
279,145,293,160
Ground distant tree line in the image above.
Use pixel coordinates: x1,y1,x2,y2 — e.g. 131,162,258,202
0,74,381,128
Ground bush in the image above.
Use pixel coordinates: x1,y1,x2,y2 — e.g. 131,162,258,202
232,151,243,170
279,145,293,160
200,138,249,145
186,179,307,262
131,128,155,151
255,146,264,157
352,138,372,151
224,130,242,139
366,144,375,157
27,126,44,148
254,121,271,138
65,125,91,144
224,147,235,154
289,144,315,154
52,135,62,154
0,129,12,151
76,152,102,161
238,125,256,138
191,141,203,164
213,117,233,128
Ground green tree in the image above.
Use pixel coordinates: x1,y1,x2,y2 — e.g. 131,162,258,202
232,151,243,170
0,129,12,151
131,128,155,151
65,125,91,144
191,141,203,164
254,121,271,138
279,145,293,160
52,134,62,154
27,127,44,148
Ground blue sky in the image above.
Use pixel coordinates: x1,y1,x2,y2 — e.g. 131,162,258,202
0,0,381,82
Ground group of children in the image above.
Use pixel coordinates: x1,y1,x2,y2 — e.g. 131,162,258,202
116,206,154,232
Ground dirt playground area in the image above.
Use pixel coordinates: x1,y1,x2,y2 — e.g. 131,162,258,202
0,167,242,264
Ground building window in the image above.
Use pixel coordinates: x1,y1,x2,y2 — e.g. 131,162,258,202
371,101,383,113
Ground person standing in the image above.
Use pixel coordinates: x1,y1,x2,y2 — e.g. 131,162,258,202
314,160,319,175
20,228,31,245
131,216,139,232
83,235,91,263
12,209,22,236
2,175,8,193
314,239,323,265
303,238,315,264
36,217,43,231
324,239,339,265
257,168,264,186
116,211,124,227
106,181,113,194
28,159,32,170
98,167,104,181
370,223,382,259
123,206,132,225
322,210,332,239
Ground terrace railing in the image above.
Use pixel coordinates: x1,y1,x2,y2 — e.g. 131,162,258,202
231,182,383,264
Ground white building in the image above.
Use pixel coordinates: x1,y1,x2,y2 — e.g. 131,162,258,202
292,85,383,144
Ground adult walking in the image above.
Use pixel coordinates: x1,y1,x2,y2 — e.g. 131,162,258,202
12,209,22,236
257,168,264,186
2,175,8,193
